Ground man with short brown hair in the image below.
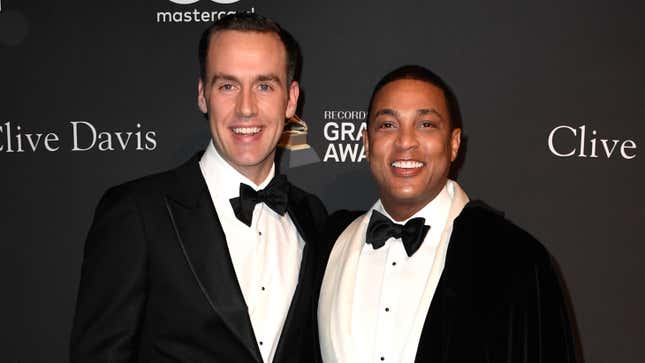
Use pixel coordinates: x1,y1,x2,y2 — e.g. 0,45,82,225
71,13,326,362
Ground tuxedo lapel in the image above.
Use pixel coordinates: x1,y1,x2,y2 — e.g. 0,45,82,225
415,214,476,363
285,187,317,249
272,189,318,361
318,213,370,362
414,184,471,363
414,252,459,362
165,159,262,362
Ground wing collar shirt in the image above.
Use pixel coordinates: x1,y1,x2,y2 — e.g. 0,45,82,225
199,141,304,362
352,180,455,363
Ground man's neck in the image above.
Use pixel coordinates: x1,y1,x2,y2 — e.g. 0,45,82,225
379,186,445,222
380,203,424,222
204,142,276,188
235,163,273,186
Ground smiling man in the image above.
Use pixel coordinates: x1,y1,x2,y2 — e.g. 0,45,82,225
71,14,327,363
318,65,578,362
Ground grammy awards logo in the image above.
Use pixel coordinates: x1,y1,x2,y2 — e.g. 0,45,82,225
279,115,310,150
277,115,320,169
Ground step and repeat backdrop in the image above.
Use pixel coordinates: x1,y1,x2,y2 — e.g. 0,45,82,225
2,0,643,362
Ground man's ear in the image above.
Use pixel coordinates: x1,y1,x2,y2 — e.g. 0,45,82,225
197,78,208,114
285,81,300,118
450,128,462,161
362,128,370,161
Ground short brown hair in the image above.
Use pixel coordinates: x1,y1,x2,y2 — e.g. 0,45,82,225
198,13,301,85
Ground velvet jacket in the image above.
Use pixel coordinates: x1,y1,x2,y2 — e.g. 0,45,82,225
318,202,578,363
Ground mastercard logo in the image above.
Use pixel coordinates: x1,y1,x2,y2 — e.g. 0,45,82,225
169,0,241,4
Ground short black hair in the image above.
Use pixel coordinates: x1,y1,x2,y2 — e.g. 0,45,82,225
366,65,463,131
198,13,301,85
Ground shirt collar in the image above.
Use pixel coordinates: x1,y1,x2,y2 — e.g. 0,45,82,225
372,179,455,227
199,141,275,201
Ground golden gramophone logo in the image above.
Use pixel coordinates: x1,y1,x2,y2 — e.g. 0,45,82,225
277,115,320,168
278,115,310,150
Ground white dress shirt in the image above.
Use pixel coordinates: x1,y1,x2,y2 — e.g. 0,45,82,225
350,182,454,362
199,141,304,363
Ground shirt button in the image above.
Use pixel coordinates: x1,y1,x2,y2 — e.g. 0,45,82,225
385,307,390,312
380,357,385,361
392,262,397,266
259,231,262,236
261,286,266,291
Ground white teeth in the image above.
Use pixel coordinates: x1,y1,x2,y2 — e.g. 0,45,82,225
391,160,424,169
233,127,262,135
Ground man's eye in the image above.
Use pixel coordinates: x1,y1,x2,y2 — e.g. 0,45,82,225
379,121,395,129
421,121,437,128
219,84,234,91
258,83,272,91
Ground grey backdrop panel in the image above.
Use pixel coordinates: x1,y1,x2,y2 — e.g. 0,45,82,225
2,0,643,362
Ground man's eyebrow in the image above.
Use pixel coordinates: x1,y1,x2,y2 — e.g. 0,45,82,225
209,73,283,85
210,73,239,84
417,108,444,120
256,74,282,83
373,108,399,118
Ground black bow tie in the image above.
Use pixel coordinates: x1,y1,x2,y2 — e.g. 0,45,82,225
229,174,290,227
366,210,430,257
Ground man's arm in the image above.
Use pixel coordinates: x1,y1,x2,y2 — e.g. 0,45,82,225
493,240,579,363
524,250,579,362
70,186,148,363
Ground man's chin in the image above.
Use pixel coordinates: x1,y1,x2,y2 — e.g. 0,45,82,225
381,188,435,207
229,151,276,170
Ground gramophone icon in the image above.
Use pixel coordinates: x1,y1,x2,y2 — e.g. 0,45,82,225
277,115,320,169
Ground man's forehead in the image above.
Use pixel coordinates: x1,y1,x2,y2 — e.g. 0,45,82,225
205,30,287,75
376,79,445,99
208,30,284,51
372,79,446,108
373,108,443,118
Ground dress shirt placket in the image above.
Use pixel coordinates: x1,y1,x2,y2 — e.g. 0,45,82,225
250,204,272,358
372,239,406,363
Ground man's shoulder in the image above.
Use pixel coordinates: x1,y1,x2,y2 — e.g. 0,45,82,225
287,181,323,206
327,210,365,237
98,154,201,206
320,209,364,259
285,181,328,230
449,200,561,306
285,181,325,212
455,200,551,265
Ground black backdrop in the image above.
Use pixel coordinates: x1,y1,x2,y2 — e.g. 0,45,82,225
2,0,643,362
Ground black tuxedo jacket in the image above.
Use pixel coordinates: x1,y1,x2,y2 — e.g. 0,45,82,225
71,154,327,363
322,202,578,363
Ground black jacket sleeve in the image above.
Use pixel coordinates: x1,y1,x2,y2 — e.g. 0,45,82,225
70,186,147,363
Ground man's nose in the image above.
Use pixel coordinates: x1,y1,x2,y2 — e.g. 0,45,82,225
394,124,419,150
236,87,258,118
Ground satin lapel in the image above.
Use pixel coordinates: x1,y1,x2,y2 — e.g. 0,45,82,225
318,213,370,362
272,193,317,361
285,190,317,294
285,188,317,250
416,212,474,363
415,182,470,363
164,163,261,362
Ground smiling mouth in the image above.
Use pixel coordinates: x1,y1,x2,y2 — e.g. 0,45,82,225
232,127,262,136
391,160,425,169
